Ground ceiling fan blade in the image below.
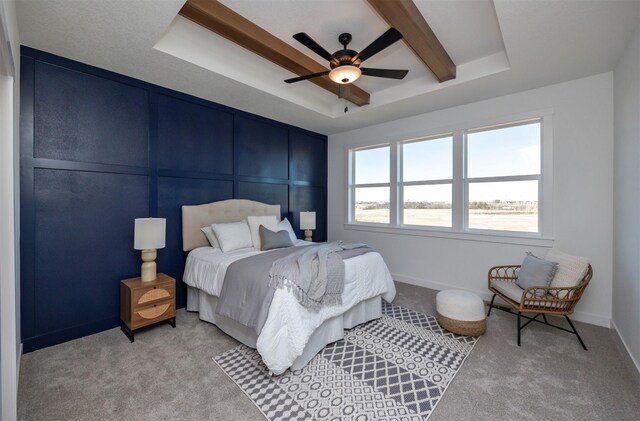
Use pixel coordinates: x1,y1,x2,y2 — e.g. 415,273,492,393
361,68,408,79
293,33,339,65
353,28,403,63
284,70,330,84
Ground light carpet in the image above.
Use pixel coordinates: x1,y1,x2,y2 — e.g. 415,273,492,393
215,301,478,420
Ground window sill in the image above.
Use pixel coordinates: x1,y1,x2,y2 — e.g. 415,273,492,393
343,223,555,247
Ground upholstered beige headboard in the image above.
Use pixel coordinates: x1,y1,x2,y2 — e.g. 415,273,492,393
182,199,281,251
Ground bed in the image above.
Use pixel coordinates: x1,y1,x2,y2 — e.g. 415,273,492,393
181,199,396,374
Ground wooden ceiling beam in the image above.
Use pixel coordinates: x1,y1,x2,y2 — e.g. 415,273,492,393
367,0,456,82
179,0,370,106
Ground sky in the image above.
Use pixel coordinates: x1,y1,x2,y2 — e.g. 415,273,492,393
354,121,541,202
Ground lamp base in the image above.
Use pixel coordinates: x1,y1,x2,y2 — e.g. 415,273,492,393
141,249,157,282
304,229,313,242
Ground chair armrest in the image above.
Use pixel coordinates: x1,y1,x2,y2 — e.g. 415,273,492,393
520,281,588,313
488,265,520,288
522,285,576,299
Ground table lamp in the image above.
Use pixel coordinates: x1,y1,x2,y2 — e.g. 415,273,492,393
300,211,316,242
134,218,166,282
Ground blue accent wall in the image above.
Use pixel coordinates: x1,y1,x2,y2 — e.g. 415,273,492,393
20,47,328,352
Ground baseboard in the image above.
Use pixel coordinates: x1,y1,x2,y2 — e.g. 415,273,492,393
391,273,611,328
563,309,610,328
611,320,640,383
21,316,120,353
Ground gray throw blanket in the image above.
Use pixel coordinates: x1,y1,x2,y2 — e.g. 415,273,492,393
216,246,298,335
269,242,372,311
216,242,373,335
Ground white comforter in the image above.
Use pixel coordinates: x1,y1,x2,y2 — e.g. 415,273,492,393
183,241,396,374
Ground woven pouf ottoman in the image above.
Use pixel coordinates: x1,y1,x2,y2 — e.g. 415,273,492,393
436,289,486,336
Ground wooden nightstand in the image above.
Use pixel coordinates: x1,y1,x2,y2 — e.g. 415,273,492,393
120,273,176,342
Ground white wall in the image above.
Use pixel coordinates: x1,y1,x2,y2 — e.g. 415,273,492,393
613,22,640,373
7,0,20,362
0,0,20,419
329,72,614,327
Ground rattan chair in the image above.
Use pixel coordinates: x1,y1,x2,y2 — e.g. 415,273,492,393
486,264,593,350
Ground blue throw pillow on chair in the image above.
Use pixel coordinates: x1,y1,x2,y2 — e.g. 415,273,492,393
516,253,558,297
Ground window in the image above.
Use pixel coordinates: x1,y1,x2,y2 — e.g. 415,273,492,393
347,114,550,240
465,120,541,233
350,145,390,224
401,135,453,227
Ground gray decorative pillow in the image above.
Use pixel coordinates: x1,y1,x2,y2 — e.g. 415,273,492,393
259,225,294,251
516,253,559,297
200,226,219,249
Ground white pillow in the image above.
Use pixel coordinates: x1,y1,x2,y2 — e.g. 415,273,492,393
277,218,298,243
200,226,219,249
246,215,278,249
545,248,591,298
211,221,253,253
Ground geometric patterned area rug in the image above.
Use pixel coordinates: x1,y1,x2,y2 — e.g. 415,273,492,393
214,301,479,420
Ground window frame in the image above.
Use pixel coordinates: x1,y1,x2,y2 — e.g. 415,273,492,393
463,118,543,235
348,143,392,225
345,110,554,246
399,134,454,230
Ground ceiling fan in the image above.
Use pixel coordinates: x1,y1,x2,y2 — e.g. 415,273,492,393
285,28,409,89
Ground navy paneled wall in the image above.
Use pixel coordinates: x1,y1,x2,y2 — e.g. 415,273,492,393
20,47,328,352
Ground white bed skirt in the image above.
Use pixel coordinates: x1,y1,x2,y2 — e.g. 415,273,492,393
187,286,382,371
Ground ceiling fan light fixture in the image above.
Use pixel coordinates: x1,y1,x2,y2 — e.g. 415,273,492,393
329,65,361,84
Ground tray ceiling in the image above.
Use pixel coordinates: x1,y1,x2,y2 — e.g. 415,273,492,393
16,0,640,134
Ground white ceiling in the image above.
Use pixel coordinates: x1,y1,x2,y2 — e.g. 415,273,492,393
155,0,509,118
15,0,640,135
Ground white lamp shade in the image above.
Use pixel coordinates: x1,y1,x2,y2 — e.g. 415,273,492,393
134,218,166,250
300,212,316,230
